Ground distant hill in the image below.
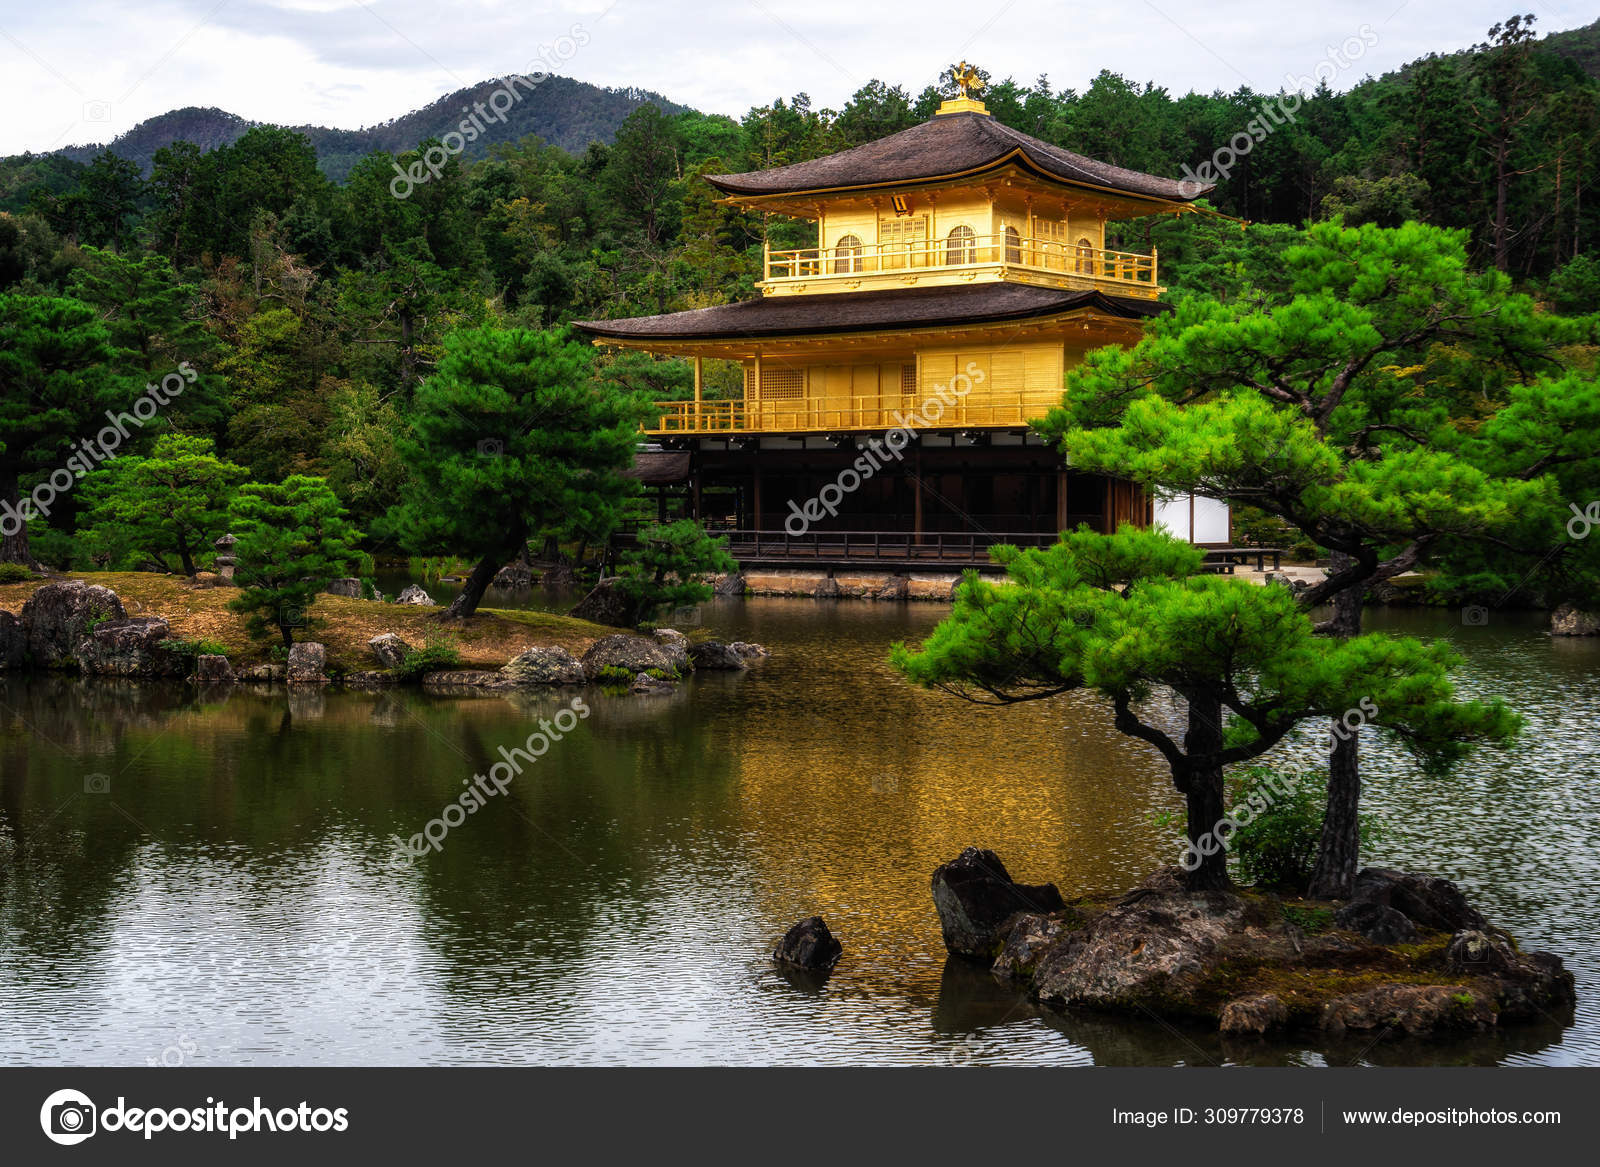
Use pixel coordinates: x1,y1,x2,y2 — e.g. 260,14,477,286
1543,17,1600,78
56,75,689,180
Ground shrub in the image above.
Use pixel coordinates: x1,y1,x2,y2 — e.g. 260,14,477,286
392,640,463,681
1227,767,1382,893
0,562,35,583
162,637,229,660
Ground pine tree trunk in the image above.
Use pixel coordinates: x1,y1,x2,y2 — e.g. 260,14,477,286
1181,691,1232,892
1308,552,1366,899
440,553,502,622
0,469,39,568
1309,732,1362,899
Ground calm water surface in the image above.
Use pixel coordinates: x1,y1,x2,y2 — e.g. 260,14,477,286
0,596,1595,1066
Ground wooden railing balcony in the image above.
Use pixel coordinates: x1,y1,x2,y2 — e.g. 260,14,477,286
648,389,1065,435
762,233,1159,296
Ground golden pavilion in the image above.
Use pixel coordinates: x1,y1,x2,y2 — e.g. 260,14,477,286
576,67,1233,559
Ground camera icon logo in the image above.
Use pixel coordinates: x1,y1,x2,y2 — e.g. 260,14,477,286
84,773,111,795
82,100,112,123
670,605,702,627
279,605,307,628
1461,605,1489,627
40,1088,97,1145
476,438,505,456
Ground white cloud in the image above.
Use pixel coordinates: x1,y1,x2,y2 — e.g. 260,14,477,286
0,0,1591,156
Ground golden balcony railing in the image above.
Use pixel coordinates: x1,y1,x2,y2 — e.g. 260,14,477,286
649,390,1066,435
763,233,1158,292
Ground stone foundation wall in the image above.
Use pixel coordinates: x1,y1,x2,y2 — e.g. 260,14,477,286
712,571,962,601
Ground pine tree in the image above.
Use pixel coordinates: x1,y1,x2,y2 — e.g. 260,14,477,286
385,324,652,621
892,528,1520,891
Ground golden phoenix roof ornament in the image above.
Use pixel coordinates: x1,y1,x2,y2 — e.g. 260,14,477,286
950,61,986,100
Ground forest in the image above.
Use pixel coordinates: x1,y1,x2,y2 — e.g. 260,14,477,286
0,13,1597,578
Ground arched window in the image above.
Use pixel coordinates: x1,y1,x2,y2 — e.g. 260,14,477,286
1003,225,1022,264
1074,237,1096,275
832,234,863,274
945,224,976,266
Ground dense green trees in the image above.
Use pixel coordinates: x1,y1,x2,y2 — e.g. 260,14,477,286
0,295,126,566
0,21,1593,597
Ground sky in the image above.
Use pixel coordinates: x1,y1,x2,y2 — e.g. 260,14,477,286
0,0,1593,156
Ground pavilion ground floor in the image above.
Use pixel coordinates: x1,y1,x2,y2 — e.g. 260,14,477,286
636,432,1143,534
626,430,1232,572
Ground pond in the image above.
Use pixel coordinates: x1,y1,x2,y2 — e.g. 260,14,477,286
0,596,1595,1065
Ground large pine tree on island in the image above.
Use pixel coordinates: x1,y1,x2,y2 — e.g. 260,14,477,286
891,528,1520,892
385,325,652,621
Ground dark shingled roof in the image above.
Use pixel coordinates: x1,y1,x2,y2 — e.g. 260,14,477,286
706,112,1210,202
574,284,1167,342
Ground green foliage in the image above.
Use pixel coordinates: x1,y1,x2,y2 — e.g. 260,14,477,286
162,637,229,660
1227,768,1382,892
1545,254,1600,315
1280,904,1336,933
0,562,34,582
611,520,738,627
77,434,247,575
228,476,363,647
1043,220,1593,614
392,639,463,681
0,293,127,564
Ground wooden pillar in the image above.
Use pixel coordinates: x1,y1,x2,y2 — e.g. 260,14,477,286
693,356,703,432
752,454,763,531
691,463,702,523
1056,470,1069,533
913,448,924,538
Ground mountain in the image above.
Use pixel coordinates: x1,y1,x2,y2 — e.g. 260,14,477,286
1543,17,1600,79
56,75,689,180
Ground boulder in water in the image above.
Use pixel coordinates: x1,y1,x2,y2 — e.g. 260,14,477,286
931,847,1065,960
773,916,842,971
502,646,586,686
286,642,328,684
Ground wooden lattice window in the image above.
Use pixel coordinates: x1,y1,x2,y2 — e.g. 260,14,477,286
1003,225,1022,263
945,224,976,266
878,215,928,269
1075,237,1097,275
757,367,805,399
900,363,917,392
832,234,863,273
1033,218,1066,269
